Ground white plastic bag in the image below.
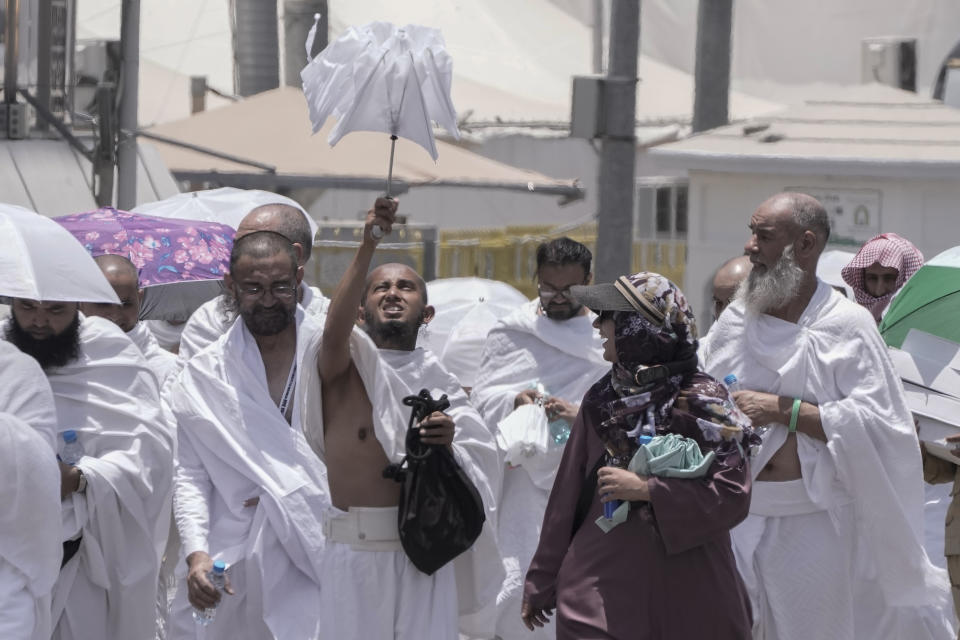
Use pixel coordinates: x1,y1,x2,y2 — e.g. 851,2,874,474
496,404,550,466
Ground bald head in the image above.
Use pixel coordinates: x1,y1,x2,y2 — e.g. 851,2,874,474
359,262,433,351
236,203,314,265
83,254,141,332
712,255,752,319
758,192,831,248
94,254,139,287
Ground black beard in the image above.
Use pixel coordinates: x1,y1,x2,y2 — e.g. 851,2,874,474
363,308,422,348
240,301,296,337
4,313,82,370
543,300,583,321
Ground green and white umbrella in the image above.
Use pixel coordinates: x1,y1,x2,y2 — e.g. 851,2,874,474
880,246,960,348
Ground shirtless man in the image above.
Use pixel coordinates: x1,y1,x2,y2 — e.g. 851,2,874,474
700,193,952,639
301,197,501,639
319,198,452,509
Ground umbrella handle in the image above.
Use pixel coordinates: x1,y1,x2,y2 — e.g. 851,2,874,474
372,135,400,240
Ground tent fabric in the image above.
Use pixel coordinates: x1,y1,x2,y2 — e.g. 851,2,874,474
145,87,580,190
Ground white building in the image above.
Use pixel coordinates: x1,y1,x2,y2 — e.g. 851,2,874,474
650,83,960,326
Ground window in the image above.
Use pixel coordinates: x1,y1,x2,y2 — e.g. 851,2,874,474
635,179,690,239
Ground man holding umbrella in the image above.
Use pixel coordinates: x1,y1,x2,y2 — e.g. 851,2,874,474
0,203,175,640
297,197,501,639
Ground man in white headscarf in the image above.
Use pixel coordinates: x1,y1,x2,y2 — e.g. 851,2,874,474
297,198,501,639
167,231,329,639
700,192,954,639
0,412,62,640
81,254,178,386
3,298,175,640
471,237,607,640
177,203,328,364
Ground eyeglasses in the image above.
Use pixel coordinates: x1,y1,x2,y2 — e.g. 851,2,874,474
238,283,297,300
537,283,575,300
597,309,615,322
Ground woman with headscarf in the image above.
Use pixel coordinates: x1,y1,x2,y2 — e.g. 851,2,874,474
841,233,924,324
520,272,756,639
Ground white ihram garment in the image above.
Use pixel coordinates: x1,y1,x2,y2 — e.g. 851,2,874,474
167,309,329,640
47,316,174,640
0,339,58,450
0,412,61,640
700,280,954,640
176,284,327,364
297,328,503,640
471,300,607,640
126,321,178,387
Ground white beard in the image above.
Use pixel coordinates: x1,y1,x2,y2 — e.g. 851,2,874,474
737,245,805,315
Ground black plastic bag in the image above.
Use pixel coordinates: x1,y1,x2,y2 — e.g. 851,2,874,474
382,389,486,575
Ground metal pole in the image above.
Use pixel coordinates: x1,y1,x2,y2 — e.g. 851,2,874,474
594,0,639,283
116,0,140,209
283,0,326,86
692,0,732,133
4,0,20,104
190,75,207,113
592,0,604,74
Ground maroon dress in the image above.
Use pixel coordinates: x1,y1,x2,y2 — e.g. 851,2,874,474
523,373,753,639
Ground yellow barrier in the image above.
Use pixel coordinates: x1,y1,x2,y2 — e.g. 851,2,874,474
437,224,686,298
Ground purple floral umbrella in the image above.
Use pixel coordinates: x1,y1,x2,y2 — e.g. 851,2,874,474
53,207,234,286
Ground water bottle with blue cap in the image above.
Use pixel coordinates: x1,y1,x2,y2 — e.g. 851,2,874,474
193,560,227,625
60,430,84,465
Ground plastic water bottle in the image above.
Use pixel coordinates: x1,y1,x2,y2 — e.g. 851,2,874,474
604,499,621,520
723,374,741,394
193,561,227,625
60,430,84,465
549,419,571,445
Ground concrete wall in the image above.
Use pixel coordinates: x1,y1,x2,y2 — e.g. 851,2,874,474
684,169,960,328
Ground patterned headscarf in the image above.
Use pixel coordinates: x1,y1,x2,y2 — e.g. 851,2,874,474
841,233,924,323
591,273,699,467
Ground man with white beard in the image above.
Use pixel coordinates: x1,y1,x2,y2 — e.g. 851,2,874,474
700,192,954,639
81,254,178,386
3,299,174,640
167,231,329,639
177,203,328,363
471,237,608,640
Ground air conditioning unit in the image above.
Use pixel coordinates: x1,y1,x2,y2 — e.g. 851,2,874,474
861,37,917,92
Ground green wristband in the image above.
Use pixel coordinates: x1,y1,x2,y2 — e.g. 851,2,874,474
789,398,802,433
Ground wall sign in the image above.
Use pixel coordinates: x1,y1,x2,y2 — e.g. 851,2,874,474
785,187,882,245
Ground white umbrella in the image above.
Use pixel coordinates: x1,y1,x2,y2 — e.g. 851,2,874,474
132,187,318,237
421,278,529,388
818,249,856,299
0,203,120,304
301,19,460,197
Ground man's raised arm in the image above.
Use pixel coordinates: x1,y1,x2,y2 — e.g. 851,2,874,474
318,197,397,383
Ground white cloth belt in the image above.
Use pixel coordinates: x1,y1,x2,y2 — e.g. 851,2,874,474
749,479,825,517
322,507,402,551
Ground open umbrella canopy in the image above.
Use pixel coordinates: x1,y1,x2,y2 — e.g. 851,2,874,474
302,21,459,160
0,203,120,304
132,187,318,237
880,246,960,348
54,207,234,287
420,277,529,387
